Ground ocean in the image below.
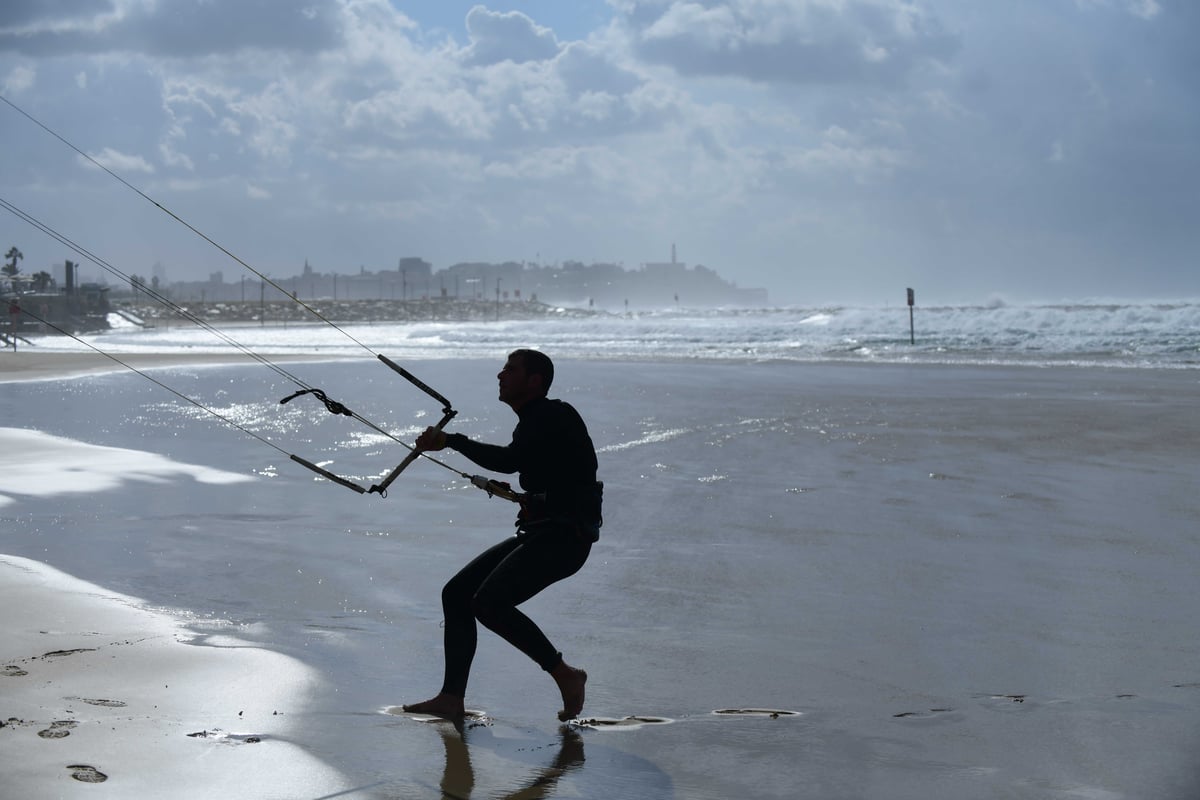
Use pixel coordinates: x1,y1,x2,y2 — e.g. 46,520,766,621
3,303,1199,798
23,298,1200,368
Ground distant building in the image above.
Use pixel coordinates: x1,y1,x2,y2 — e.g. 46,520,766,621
106,250,768,309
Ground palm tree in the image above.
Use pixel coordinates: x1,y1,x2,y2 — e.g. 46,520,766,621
3,246,22,278
32,271,54,292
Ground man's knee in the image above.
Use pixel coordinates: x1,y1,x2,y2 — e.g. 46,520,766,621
441,575,475,614
470,590,505,630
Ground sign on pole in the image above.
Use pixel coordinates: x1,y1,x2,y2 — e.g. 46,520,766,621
906,288,915,345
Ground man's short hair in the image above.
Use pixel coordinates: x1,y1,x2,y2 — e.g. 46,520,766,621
511,349,554,392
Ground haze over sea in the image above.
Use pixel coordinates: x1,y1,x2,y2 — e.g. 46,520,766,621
3,299,1199,798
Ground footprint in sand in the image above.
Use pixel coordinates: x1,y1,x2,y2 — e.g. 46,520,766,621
67,765,108,783
38,720,78,739
74,698,127,708
891,707,959,721
186,728,263,744
2,665,28,677
971,693,1034,712
572,709,802,729
41,648,96,659
713,708,802,719
572,715,674,730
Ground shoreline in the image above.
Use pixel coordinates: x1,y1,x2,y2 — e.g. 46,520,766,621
0,350,333,384
5,348,1198,388
0,554,351,798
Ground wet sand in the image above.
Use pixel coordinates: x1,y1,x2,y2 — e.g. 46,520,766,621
0,350,322,383
2,356,1199,798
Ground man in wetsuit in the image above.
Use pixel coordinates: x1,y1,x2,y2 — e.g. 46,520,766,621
403,349,602,721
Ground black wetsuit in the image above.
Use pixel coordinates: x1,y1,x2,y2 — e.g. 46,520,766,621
437,397,602,697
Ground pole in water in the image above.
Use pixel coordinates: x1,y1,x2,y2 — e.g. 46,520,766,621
7,300,18,351
906,287,915,345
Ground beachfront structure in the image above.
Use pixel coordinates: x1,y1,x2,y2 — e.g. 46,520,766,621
2,259,110,335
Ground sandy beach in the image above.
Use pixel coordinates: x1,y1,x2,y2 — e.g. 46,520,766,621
3,347,1199,798
0,554,350,798
2,351,356,797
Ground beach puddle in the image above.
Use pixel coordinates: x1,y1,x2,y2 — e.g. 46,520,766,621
381,706,492,725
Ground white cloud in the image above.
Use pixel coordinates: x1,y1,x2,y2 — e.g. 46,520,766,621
643,3,739,49
576,89,620,120
782,125,906,180
159,141,195,172
483,145,586,180
81,146,155,173
2,64,35,93
1132,0,1162,18
626,0,958,86
1074,0,1161,20
462,6,561,66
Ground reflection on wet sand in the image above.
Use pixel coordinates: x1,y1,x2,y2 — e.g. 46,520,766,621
434,722,586,800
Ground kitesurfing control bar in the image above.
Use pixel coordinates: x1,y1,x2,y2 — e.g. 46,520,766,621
377,354,454,411
290,454,368,494
367,407,456,496
273,355,516,503
367,354,459,496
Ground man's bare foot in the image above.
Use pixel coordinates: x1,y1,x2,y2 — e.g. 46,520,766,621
551,662,588,721
402,692,466,718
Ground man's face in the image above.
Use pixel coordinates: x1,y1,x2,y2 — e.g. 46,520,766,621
497,355,540,408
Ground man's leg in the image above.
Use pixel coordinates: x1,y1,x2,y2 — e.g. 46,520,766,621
403,537,522,716
471,529,592,718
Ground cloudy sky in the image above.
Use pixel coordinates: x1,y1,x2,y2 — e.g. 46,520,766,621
1,0,1196,305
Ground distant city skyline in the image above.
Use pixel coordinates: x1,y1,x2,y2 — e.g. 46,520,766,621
98,249,768,310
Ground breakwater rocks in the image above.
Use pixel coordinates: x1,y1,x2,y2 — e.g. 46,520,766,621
115,298,606,327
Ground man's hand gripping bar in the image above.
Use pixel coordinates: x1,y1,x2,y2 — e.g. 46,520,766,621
368,355,457,496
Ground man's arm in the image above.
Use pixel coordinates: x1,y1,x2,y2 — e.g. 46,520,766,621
415,427,520,474
444,432,519,474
